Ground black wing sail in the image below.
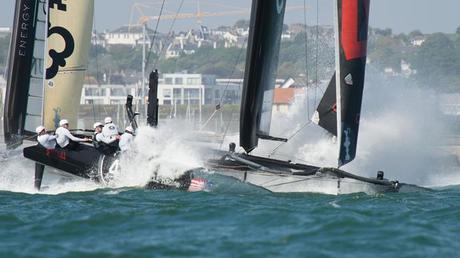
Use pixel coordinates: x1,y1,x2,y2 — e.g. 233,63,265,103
336,0,370,166
4,0,48,147
312,72,337,136
4,0,42,146
240,0,287,153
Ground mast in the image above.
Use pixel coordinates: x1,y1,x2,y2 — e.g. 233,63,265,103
147,69,159,127
335,0,370,167
240,0,287,153
142,23,146,117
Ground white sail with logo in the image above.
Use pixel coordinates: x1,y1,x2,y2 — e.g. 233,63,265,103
43,0,94,130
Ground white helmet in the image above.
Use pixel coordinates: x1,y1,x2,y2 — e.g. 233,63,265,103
93,122,104,129
104,117,112,124
35,125,45,134
125,126,134,133
59,119,69,126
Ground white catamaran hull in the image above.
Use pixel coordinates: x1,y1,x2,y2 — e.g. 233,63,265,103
214,169,397,195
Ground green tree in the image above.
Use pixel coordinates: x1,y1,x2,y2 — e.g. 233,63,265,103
409,30,423,38
234,19,250,28
411,33,458,91
368,36,404,72
158,47,245,78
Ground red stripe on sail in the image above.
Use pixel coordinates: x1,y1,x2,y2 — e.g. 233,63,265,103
341,0,369,60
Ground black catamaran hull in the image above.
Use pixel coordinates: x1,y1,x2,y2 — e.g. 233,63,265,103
23,144,194,191
207,153,400,195
23,144,101,179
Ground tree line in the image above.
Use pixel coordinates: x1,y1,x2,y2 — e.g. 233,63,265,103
1,26,460,92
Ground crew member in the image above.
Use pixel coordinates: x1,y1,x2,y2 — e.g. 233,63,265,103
55,119,90,150
101,117,120,153
102,117,119,139
93,121,119,154
92,122,104,150
36,125,56,149
119,126,135,152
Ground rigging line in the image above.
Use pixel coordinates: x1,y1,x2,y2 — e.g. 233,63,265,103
314,0,319,110
218,41,247,105
92,9,99,123
145,0,166,71
153,0,185,68
268,120,312,157
200,39,247,130
219,109,237,151
303,0,310,119
269,1,312,157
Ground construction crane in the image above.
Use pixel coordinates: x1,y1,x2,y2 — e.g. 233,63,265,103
129,0,308,27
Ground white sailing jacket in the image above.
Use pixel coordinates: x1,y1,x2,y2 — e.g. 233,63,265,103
55,127,85,148
37,134,57,149
119,132,134,151
102,123,119,139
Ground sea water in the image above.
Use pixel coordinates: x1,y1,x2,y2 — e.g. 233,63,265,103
1,76,460,257
1,181,459,258
1,122,459,258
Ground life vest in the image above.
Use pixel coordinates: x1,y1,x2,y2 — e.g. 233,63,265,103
93,133,101,149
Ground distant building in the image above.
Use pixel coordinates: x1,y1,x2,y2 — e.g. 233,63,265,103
81,84,137,105
411,36,426,47
104,25,154,47
158,73,240,106
80,73,241,106
91,31,106,48
164,29,218,59
165,43,182,59
401,60,416,77
273,88,295,114
272,87,305,114
223,32,246,48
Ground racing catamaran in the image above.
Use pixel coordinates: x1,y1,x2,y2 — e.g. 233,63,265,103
206,0,401,194
4,0,103,189
3,0,195,191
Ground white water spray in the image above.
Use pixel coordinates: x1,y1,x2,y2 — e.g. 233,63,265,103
0,120,204,194
254,70,459,187
109,122,203,187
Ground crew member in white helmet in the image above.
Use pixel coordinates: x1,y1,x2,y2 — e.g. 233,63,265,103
92,122,104,150
36,125,56,149
101,117,120,153
102,117,119,139
55,119,90,150
119,126,135,152
93,122,119,154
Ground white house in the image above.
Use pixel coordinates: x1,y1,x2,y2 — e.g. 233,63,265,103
80,73,241,107
223,32,246,48
158,73,240,106
104,25,153,47
80,84,138,105
411,36,426,47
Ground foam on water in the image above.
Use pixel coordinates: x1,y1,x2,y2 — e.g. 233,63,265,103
109,122,204,187
0,121,204,194
0,153,101,195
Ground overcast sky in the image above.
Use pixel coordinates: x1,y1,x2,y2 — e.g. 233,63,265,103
1,0,459,34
